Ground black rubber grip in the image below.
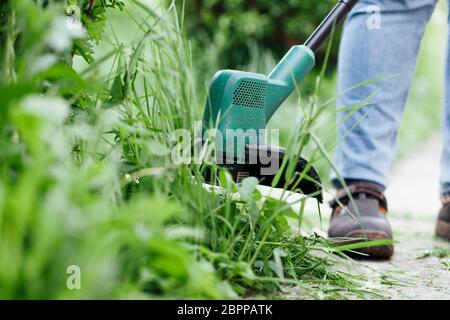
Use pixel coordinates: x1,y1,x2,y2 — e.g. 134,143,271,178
304,0,359,53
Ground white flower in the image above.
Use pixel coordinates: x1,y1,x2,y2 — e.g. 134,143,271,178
46,16,86,53
21,95,69,124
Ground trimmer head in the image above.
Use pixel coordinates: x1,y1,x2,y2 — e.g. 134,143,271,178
222,145,323,202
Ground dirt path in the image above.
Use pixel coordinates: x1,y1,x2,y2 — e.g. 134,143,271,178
364,135,450,299
262,134,450,299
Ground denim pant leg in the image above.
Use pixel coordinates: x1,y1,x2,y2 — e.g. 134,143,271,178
331,0,436,190
442,8,450,195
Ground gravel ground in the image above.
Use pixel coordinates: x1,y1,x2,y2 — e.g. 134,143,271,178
365,135,449,299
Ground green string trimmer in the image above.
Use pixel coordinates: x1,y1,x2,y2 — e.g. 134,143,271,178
202,0,359,202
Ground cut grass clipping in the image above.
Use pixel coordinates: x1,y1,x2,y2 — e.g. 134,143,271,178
0,0,392,299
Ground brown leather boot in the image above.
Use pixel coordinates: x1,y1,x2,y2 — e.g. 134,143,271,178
328,181,394,260
436,194,450,241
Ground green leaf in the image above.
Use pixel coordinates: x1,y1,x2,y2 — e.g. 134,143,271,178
109,73,125,104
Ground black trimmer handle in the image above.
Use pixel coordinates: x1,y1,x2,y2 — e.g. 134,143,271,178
304,0,359,53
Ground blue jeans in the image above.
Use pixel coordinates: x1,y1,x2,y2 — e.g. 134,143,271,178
332,0,450,195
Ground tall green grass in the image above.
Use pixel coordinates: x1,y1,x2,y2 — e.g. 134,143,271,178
0,0,387,299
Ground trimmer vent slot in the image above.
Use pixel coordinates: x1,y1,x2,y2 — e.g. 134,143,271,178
232,80,267,109
236,171,250,183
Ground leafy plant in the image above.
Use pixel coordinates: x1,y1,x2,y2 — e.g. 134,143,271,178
0,0,389,299
182,0,340,69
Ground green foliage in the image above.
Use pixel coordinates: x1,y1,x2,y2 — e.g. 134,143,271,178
0,0,385,299
0,0,229,299
182,0,340,68
68,0,125,63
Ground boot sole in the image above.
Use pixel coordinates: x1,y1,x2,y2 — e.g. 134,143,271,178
436,220,450,241
336,230,394,260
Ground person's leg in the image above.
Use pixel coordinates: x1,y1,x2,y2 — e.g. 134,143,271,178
329,0,437,259
436,7,450,241
441,8,450,197
331,0,437,189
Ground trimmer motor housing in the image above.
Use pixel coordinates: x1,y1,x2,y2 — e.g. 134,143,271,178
203,45,315,163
